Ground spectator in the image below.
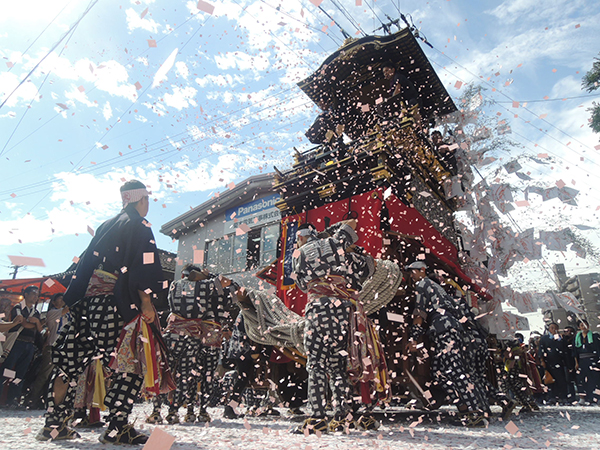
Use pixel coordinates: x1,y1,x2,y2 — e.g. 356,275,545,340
505,339,539,412
0,285,42,407
0,299,24,334
539,322,569,404
527,333,547,403
24,293,70,409
574,319,600,405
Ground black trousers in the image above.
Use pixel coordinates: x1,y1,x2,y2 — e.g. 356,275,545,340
270,361,307,409
546,363,568,402
230,356,255,406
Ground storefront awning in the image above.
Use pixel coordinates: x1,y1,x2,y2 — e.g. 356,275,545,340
0,277,66,300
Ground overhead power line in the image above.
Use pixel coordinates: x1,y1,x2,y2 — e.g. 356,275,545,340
1,6,215,159
258,0,342,47
495,93,600,104
6,0,73,74
0,0,99,111
429,45,596,154
317,2,351,39
0,20,81,158
428,58,600,197
0,87,307,199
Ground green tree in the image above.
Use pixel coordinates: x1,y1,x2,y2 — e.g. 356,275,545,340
582,54,600,134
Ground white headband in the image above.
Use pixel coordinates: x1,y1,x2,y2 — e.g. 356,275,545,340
296,227,315,238
121,188,149,207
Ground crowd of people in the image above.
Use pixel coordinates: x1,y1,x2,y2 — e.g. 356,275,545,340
1,179,600,446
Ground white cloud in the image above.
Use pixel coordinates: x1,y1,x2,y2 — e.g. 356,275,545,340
214,51,271,74
93,60,138,101
125,7,160,33
487,0,543,23
0,153,258,245
64,85,97,109
0,71,39,107
0,0,74,25
102,101,113,120
221,91,234,104
175,61,189,80
16,52,138,102
549,75,582,99
195,73,238,88
143,98,167,116
163,85,197,110
201,0,319,51
187,125,206,140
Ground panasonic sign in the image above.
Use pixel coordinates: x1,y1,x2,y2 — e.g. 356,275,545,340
226,193,280,221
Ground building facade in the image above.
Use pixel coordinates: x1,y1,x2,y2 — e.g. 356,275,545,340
160,173,280,288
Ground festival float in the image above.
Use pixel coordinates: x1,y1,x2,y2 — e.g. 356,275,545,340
235,27,502,410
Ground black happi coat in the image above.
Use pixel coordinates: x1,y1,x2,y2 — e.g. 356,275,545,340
64,204,165,322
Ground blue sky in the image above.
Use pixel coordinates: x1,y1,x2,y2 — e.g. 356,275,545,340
0,0,599,293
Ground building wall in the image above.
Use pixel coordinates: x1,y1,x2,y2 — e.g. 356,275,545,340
174,193,281,290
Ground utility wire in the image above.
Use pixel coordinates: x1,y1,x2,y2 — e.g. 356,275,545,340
0,84,303,193
0,21,80,157
471,165,560,288
495,93,600,104
429,50,600,277
10,104,311,224
427,55,600,182
1,112,61,158
1,5,211,158
5,0,73,73
429,44,596,153
3,0,318,188
0,0,99,111
257,0,342,47
7,10,215,214
0,88,308,199
232,0,320,71
317,2,351,39
5,0,364,213
363,0,387,33
329,0,366,37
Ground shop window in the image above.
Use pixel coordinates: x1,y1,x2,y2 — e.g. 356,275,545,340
232,233,248,272
246,229,261,270
204,236,232,273
204,222,280,274
261,223,279,266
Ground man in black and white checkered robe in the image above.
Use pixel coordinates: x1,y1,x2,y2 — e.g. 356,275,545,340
406,261,490,427
149,265,238,423
37,180,166,444
292,219,369,428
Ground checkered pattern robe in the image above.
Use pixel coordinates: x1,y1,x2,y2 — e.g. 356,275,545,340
411,278,490,413
292,223,361,418
157,276,237,413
